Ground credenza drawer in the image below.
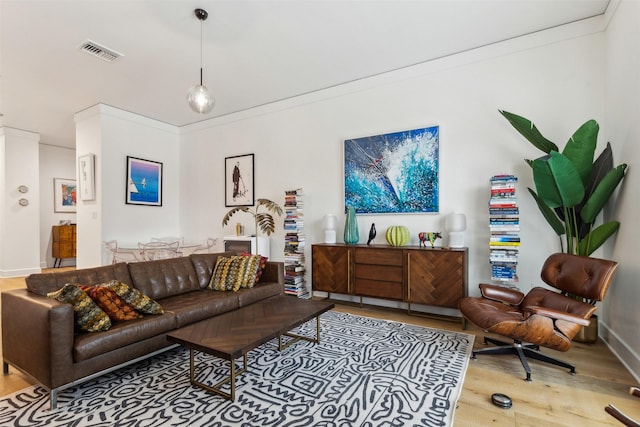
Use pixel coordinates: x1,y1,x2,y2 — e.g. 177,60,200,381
355,248,403,266
355,264,402,282
354,279,403,300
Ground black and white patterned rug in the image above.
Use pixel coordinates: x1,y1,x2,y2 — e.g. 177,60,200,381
0,311,474,427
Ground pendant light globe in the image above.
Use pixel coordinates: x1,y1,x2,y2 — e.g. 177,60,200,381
187,81,215,114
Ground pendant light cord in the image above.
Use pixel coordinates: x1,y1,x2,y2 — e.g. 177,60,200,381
199,18,203,85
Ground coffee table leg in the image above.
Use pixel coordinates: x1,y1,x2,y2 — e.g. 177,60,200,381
189,349,248,401
279,315,322,351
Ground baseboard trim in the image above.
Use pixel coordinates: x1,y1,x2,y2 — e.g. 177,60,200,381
0,267,41,278
600,321,640,383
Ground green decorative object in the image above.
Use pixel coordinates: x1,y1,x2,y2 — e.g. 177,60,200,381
385,225,410,247
499,110,627,256
343,206,359,244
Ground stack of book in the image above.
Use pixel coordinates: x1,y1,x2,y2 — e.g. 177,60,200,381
283,189,309,298
489,175,520,284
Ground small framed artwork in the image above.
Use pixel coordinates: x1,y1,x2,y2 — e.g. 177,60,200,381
225,153,254,207
126,156,163,206
53,178,77,213
78,153,96,201
344,125,440,214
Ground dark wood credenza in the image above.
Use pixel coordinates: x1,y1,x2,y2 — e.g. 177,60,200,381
52,224,76,267
311,243,468,321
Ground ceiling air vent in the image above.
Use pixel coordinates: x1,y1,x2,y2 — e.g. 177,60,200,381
79,40,123,62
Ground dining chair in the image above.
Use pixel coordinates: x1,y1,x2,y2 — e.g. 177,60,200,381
151,236,184,246
192,237,218,254
138,241,180,261
103,240,140,264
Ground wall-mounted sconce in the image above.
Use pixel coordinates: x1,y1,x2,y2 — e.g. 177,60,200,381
18,198,29,207
18,185,29,193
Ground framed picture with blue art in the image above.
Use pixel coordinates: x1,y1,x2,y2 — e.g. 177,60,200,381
53,178,77,213
344,125,439,214
126,156,163,206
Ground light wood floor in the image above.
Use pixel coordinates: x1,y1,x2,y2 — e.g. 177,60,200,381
1,272,638,425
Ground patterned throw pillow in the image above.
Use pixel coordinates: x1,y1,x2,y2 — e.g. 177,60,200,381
47,284,112,332
254,255,268,285
209,255,261,292
104,280,164,314
83,286,143,321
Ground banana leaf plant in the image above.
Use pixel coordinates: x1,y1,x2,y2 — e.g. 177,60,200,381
499,110,627,256
222,198,283,236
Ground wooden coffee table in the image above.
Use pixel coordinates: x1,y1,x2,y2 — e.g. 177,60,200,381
167,295,334,400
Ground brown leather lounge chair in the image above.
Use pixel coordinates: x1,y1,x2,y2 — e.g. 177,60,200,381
459,253,618,381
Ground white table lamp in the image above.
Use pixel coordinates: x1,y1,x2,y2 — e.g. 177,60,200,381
323,214,337,244
446,213,467,248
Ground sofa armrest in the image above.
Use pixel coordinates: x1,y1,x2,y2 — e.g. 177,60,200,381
1,289,75,389
260,262,285,288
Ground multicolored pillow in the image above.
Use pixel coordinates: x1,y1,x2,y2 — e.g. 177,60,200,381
209,255,261,291
254,255,268,285
239,253,268,286
47,284,112,332
83,286,143,322
104,280,164,314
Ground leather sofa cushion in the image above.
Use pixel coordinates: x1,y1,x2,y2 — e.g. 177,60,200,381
26,263,133,296
159,290,239,328
237,282,282,307
128,257,200,300
74,312,177,362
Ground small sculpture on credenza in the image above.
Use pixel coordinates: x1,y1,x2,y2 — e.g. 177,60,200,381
418,231,442,248
367,223,377,245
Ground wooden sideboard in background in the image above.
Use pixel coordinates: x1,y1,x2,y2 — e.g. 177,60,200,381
312,243,468,323
52,224,76,267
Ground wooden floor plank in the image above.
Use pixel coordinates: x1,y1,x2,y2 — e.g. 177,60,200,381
1,274,638,425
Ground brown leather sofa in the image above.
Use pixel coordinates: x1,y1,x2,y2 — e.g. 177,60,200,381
1,252,284,409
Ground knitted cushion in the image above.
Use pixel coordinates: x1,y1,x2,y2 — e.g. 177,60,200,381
84,285,143,321
47,284,112,332
209,255,261,292
103,280,164,314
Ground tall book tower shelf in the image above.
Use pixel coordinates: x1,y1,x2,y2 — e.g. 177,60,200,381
284,189,309,298
489,175,520,286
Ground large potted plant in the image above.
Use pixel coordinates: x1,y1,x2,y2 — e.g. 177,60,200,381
222,198,283,236
500,111,627,343
499,110,627,256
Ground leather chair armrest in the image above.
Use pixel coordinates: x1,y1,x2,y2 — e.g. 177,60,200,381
525,305,591,326
479,283,525,305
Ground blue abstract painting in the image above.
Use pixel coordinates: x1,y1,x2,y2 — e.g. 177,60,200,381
344,126,439,214
126,156,163,206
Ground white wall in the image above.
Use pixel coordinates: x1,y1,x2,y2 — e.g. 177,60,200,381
0,127,41,277
601,0,640,381
75,105,181,267
180,20,606,309
39,144,76,267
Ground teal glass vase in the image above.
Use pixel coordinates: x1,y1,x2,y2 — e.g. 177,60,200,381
343,206,359,244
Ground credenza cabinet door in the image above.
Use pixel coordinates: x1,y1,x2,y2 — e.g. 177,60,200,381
312,245,352,294
405,249,467,308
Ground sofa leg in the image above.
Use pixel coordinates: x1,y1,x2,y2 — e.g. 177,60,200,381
50,389,58,410
2,361,8,375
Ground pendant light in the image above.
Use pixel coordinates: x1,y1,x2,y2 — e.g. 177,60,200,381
187,8,215,114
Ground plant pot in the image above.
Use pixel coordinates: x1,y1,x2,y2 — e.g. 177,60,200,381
574,314,598,343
